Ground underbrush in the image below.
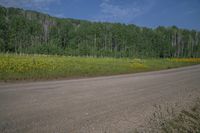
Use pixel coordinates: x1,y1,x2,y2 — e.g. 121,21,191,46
135,98,200,133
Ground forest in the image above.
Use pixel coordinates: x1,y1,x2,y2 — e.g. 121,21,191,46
0,5,200,58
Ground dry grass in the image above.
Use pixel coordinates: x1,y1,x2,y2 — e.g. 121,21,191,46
135,98,200,133
170,58,200,63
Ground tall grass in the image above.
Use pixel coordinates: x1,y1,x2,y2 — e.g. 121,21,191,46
0,54,200,81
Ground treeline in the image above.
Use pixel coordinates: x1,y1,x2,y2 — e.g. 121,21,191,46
0,5,200,58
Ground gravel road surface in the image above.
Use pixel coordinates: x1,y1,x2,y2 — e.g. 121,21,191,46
0,65,200,133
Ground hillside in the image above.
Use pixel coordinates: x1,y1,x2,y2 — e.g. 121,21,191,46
0,5,199,58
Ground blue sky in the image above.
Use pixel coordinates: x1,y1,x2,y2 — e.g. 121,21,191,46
0,0,199,30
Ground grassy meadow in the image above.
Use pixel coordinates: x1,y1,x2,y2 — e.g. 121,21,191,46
0,54,200,81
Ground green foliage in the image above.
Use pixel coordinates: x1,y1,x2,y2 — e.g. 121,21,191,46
0,6,200,58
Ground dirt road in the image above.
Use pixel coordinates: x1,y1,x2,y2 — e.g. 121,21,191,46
1,65,200,133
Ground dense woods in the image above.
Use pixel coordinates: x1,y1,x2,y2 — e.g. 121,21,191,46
0,6,200,58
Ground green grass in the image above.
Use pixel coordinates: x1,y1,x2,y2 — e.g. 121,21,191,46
0,54,200,81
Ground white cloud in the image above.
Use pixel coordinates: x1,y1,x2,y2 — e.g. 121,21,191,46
96,0,155,23
100,2,140,19
0,0,59,9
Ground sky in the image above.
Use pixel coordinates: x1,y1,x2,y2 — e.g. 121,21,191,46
0,0,200,30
